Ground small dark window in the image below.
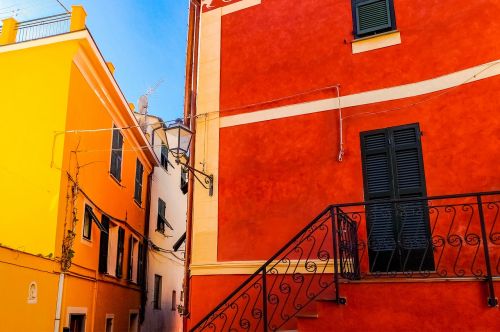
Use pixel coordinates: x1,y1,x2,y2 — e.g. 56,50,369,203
180,167,188,194
110,126,124,181
161,144,169,170
116,227,125,278
134,159,143,204
352,0,396,38
154,274,162,309
82,205,93,240
171,290,177,311
157,198,173,233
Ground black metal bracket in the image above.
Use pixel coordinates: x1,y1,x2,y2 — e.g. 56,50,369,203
176,159,213,196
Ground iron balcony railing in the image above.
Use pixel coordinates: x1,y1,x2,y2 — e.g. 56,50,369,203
191,191,500,332
15,13,71,43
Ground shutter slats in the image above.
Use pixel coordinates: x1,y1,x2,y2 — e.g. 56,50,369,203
365,153,391,193
355,0,393,36
396,150,421,190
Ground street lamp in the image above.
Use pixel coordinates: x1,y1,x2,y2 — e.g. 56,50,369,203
165,120,214,196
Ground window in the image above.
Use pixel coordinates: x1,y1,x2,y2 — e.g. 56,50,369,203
116,227,125,278
99,216,110,274
360,123,434,272
110,125,124,181
160,144,169,170
153,275,162,309
129,312,138,332
352,0,396,38
171,290,177,311
180,167,188,194
157,198,173,233
134,159,143,204
82,205,93,241
127,236,138,282
69,314,85,332
105,315,114,332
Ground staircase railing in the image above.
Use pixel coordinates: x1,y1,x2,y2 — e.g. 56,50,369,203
190,191,500,331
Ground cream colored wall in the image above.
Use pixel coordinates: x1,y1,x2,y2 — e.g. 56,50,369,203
0,40,77,256
142,120,187,332
191,8,222,265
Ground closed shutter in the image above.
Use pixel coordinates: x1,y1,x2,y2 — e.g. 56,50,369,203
390,126,429,250
98,215,110,273
127,235,133,280
361,123,433,272
361,130,396,251
137,242,144,285
134,160,143,204
110,127,123,181
116,227,125,278
353,0,395,37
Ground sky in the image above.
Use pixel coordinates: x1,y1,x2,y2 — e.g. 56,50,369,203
0,0,189,122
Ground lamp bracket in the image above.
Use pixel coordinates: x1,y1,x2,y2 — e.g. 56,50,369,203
177,160,213,196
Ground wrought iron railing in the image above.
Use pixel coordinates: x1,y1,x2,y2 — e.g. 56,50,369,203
191,191,499,331
15,13,71,43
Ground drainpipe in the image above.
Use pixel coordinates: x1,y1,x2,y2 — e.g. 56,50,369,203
53,273,65,332
183,1,201,331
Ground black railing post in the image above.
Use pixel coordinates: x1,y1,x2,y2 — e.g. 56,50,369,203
476,195,498,307
262,267,268,332
331,206,346,305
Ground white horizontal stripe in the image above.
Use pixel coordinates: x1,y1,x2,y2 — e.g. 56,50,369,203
220,60,500,128
222,0,261,15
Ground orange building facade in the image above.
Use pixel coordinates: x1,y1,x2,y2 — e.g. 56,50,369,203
0,7,157,332
186,0,500,331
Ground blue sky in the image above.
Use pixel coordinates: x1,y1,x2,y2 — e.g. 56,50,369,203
0,0,189,122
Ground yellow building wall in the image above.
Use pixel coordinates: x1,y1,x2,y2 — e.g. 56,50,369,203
0,40,78,256
0,246,59,332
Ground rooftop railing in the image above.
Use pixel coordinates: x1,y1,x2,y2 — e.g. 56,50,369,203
0,5,86,46
15,13,71,43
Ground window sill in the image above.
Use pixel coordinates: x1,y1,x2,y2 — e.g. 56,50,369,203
134,199,142,208
109,173,123,187
351,30,401,54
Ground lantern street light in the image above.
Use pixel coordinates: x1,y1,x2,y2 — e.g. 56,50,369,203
165,120,213,196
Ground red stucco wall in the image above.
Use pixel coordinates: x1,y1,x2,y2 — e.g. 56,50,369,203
220,0,500,115
218,76,500,261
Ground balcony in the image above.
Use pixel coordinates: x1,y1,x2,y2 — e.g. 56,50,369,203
0,5,86,46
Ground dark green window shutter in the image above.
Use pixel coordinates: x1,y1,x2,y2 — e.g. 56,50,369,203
353,0,395,38
116,227,125,278
360,130,396,251
110,126,123,181
161,144,169,170
390,126,428,250
134,159,143,204
127,235,133,280
137,242,144,285
98,215,110,273
361,123,434,272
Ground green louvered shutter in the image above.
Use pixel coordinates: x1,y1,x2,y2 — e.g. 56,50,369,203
98,216,110,273
361,124,434,272
354,0,395,37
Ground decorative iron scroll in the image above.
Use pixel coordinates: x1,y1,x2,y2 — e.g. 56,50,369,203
191,192,500,331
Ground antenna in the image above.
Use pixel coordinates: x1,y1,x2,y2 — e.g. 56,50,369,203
137,79,164,133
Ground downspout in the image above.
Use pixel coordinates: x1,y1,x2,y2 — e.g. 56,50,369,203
140,170,153,323
53,273,65,332
183,1,200,331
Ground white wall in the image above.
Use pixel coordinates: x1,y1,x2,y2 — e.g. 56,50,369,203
141,117,187,332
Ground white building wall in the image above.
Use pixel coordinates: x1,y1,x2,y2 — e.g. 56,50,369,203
140,116,187,332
